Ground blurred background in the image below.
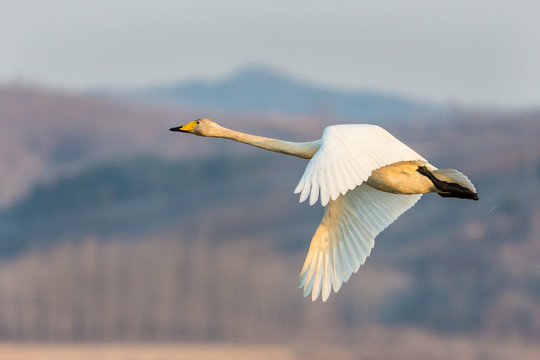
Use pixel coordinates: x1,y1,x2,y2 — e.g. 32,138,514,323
1,1,539,359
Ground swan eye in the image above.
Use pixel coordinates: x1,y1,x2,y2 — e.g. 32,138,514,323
196,121,200,124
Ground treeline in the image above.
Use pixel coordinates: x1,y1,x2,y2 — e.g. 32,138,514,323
0,235,405,342
1,231,540,342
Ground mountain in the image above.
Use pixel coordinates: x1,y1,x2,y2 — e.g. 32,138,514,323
115,67,446,119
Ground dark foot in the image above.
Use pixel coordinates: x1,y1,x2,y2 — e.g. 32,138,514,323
416,166,479,201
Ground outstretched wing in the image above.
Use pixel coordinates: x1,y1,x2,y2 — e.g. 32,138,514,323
294,124,426,206
299,184,422,301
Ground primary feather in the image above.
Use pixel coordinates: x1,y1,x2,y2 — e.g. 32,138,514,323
299,184,421,301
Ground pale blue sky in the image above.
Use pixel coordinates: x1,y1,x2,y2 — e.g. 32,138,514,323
1,0,539,107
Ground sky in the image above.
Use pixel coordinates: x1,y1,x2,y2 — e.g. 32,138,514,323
1,0,539,107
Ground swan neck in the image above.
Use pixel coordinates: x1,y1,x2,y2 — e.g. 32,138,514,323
212,125,320,159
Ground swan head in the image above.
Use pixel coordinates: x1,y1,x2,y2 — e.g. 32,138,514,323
169,118,222,137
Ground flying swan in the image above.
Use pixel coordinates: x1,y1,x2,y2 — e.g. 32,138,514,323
170,119,478,301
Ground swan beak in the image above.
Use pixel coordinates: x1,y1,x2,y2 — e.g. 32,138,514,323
170,120,197,133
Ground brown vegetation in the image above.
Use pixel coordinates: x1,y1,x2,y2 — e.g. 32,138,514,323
1,85,540,355
1,333,540,360
0,236,406,342
0,86,318,208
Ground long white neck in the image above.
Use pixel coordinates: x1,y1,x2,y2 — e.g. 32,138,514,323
208,125,321,159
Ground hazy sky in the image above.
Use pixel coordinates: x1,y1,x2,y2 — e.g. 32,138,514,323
1,0,539,107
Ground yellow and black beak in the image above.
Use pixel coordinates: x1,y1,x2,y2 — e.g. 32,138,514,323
169,120,197,133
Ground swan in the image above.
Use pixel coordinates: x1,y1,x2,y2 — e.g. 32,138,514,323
170,119,478,301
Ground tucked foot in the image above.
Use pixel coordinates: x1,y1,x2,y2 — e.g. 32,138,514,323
416,166,479,200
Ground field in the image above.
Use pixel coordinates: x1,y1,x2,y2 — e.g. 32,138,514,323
0,344,295,360
2,330,540,360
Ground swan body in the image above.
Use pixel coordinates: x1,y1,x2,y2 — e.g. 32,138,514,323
170,119,478,301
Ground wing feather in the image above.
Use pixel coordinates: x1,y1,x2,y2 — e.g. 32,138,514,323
309,174,320,206
299,184,422,301
294,124,426,206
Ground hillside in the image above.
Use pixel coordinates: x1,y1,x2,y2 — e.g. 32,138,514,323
0,154,317,257
0,84,539,343
1,114,540,340
0,85,320,208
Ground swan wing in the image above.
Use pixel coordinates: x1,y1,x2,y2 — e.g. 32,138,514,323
294,124,426,206
299,183,422,301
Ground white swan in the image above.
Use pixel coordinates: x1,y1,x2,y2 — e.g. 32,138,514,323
170,119,478,301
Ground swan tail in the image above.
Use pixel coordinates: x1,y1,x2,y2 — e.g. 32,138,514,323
432,169,479,200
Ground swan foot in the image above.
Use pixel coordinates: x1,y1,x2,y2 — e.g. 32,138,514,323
416,166,479,200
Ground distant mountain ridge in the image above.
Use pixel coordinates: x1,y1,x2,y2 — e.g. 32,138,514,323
116,66,446,119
